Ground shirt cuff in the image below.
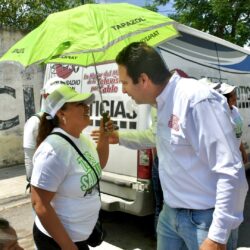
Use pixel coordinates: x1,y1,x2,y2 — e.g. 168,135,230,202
208,222,231,244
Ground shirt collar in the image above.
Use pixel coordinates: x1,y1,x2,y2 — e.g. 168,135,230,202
156,73,181,107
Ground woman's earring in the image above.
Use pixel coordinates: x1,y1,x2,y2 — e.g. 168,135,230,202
62,116,67,125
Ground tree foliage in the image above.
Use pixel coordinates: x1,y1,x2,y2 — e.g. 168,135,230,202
170,0,250,46
1,0,249,46
146,0,170,12
0,0,93,33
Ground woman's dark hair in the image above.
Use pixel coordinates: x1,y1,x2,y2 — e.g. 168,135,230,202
36,113,59,147
116,42,171,85
223,90,236,103
36,103,68,147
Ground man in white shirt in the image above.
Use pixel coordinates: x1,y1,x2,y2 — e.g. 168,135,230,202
115,42,248,250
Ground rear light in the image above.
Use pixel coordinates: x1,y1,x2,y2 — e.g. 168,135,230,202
137,149,153,179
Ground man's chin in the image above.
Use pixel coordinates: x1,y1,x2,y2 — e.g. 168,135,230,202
134,99,147,105
130,97,148,105
131,98,140,104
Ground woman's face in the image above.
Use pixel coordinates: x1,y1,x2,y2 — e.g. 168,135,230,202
227,91,237,109
59,102,91,136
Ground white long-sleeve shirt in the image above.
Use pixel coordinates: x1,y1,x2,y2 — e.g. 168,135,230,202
156,73,248,244
119,107,156,149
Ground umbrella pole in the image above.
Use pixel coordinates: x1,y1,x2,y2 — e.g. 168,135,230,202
91,52,109,126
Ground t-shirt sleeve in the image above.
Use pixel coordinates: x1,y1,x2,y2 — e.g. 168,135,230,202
31,142,69,192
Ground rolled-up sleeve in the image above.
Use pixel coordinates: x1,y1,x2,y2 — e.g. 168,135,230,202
119,108,157,149
119,128,156,149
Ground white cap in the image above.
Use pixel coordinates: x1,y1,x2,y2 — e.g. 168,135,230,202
198,78,220,89
41,77,66,95
40,77,66,112
43,84,95,118
219,83,236,95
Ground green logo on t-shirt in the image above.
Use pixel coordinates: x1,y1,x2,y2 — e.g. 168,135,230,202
77,152,101,192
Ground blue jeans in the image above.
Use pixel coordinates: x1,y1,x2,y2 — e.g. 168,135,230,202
157,203,238,250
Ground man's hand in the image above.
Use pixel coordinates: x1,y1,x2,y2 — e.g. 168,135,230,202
91,130,119,144
200,238,226,250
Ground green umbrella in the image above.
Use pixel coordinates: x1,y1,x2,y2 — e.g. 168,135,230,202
0,3,178,67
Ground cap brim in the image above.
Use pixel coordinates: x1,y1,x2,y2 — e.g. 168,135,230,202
67,93,95,105
198,78,220,89
224,86,236,94
220,86,236,94
210,82,221,89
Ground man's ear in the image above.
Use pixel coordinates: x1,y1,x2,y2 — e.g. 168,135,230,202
140,73,150,87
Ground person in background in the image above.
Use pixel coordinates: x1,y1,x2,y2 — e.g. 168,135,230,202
0,218,24,250
198,78,247,165
30,85,113,250
219,82,248,165
198,77,221,90
23,77,65,189
115,41,248,250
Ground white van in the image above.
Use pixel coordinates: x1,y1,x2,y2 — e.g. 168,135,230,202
44,23,250,216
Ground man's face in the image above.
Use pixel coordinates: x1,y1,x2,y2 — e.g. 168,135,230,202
118,65,146,104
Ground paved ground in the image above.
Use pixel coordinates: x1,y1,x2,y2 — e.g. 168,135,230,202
0,165,30,211
0,165,250,250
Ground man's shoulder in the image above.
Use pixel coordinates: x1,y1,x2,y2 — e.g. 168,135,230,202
176,78,213,104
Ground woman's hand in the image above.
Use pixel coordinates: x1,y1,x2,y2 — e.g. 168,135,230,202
91,115,118,142
103,119,116,134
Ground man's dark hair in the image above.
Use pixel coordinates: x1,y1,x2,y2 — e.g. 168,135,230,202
0,218,9,229
116,42,171,85
0,218,10,248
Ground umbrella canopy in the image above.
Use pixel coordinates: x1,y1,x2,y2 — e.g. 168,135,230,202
0,3,178,67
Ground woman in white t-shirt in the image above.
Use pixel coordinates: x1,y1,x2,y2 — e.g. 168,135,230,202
219,82,248,164
31,85,112,250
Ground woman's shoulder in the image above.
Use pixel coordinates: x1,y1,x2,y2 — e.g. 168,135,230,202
34,132,75,168
36,130,71,158
47,132,70,149
79,133,96,150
